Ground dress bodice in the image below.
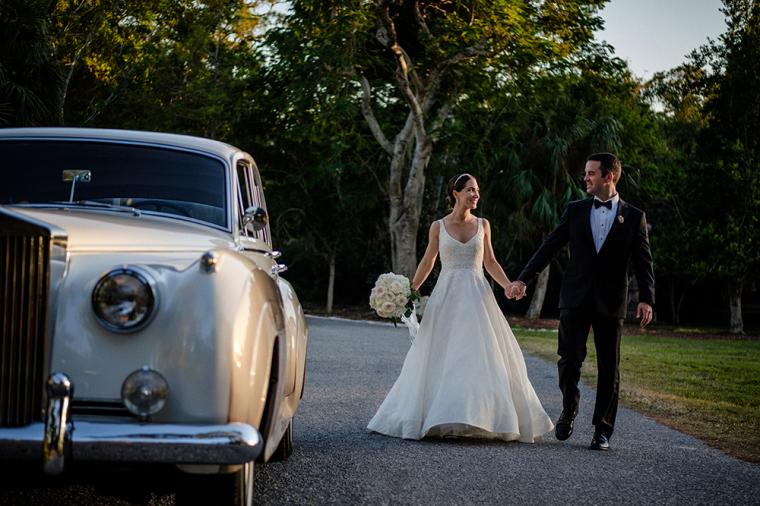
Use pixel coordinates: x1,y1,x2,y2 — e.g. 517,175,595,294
438,218,484,272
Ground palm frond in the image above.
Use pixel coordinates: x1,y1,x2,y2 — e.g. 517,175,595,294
531,188,558,227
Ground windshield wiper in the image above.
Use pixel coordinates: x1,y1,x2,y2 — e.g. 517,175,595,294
71,200,141,216
19,200,142,217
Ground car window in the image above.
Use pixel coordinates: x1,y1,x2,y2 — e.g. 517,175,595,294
236,159,269,243
1,140,228,228
237,160,254,228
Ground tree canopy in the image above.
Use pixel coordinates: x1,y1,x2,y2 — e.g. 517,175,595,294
1,0,757,332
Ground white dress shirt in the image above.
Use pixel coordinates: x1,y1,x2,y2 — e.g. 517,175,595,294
590,194,620,253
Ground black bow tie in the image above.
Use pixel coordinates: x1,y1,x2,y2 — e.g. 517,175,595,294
594,199,612,209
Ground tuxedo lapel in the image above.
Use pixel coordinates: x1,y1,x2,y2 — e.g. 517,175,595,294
582,198,596,253
598,199,627,256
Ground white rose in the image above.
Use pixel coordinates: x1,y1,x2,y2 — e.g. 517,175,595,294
370,272,415,320
380,301,396,315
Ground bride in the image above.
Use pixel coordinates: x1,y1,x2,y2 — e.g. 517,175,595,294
367,173,554,442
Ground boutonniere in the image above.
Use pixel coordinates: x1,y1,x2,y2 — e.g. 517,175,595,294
617,215,625,224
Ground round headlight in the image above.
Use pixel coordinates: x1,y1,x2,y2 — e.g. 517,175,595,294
121,366,169,419
92,267,157,333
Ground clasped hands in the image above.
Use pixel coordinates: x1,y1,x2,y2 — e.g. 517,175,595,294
505,280,527,300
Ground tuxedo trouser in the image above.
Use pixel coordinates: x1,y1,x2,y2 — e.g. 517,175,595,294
558,292,622,438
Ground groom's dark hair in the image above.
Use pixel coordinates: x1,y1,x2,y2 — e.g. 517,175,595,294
587,153,622,183
446,173,472,209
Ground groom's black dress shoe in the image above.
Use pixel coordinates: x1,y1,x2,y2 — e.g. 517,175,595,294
589,431,610,451
554,408,577,441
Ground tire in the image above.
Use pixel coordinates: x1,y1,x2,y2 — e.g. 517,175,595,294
176,462,254,506
268,418,294,462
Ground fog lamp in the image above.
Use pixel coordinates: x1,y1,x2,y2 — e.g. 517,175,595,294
121,367,169,419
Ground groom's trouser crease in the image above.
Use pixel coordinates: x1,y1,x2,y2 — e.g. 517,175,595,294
558,291,622,438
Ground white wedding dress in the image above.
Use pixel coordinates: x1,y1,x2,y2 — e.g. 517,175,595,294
367,218,554,442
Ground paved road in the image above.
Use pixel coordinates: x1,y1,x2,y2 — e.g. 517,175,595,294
252,316,760,505
2,316,758,505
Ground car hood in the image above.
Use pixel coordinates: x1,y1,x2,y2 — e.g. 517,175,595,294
7,206,234,252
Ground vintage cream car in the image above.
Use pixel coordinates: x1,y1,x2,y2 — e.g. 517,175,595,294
0,128,308,504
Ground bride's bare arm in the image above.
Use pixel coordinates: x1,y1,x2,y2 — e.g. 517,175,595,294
411,221,440,291
482,219,511,290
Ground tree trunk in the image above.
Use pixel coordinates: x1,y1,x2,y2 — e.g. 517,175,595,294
58,36,92,125
389,137,431,278
668,278,678,325
728,278,744,334
431,175,444,212
675,288,687,326
526,264,549,320
326,251,336,314
390,217,419,278
667,277,688,326
360,8,470,279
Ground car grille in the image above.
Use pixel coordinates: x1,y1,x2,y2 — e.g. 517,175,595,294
0,214,51,427
71,399,132,418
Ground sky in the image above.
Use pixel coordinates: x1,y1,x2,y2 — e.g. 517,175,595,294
598,0,727,80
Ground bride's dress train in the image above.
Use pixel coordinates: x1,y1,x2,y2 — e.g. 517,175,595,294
367,218,554,442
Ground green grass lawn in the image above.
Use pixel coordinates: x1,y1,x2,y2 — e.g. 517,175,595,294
513,328,760,463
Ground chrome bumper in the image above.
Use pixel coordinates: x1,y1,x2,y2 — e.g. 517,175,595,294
0,420,262,465
0,373,261,473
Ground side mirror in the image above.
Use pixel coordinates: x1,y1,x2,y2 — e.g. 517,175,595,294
242,206,268,232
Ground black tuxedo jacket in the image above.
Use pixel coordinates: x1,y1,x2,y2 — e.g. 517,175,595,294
517,198,655,318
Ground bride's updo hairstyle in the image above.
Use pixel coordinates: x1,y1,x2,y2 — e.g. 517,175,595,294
446,173,472,209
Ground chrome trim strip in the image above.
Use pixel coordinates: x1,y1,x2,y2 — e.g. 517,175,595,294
0,421,262,467
271,264,288,276
47,234,69,386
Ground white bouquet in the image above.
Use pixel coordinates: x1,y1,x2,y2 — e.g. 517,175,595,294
369,272,420,341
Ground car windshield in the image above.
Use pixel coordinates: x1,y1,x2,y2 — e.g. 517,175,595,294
1,140,228,228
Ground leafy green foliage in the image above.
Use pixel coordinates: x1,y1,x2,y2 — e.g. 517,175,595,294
2,0,756,325
642,0,760,331
692,0,760,285
0,0,62,125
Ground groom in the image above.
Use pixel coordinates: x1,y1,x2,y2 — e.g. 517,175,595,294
509,153,655,451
